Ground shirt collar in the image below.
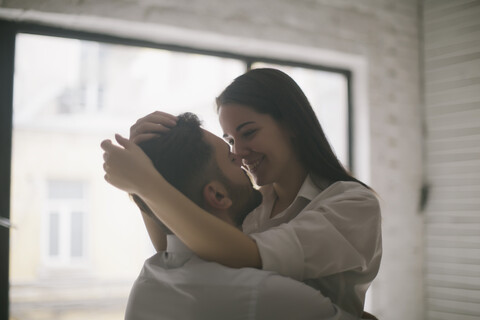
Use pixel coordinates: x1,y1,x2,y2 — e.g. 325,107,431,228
166,235,193,253
260,174,330,203
296,174,331,201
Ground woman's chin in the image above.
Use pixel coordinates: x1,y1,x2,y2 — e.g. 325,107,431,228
252,174,269,187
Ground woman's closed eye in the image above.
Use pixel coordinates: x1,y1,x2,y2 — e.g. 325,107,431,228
242,129,257,139
223,128,257,148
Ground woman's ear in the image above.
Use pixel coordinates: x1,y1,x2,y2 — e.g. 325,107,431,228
203,181,232,210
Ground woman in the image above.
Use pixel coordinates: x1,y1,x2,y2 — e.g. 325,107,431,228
102,68,382,317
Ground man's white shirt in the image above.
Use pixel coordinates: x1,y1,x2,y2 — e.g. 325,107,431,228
125,235,356,320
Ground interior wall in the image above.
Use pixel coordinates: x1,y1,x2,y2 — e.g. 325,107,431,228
0,1,425,319
422,0,480,319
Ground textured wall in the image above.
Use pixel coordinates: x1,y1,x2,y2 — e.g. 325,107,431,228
0,1,425,318
423,0,480,319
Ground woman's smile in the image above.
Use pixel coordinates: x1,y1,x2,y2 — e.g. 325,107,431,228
243,156,264,174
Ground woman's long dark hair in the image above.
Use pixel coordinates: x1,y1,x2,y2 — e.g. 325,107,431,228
216,68,370,189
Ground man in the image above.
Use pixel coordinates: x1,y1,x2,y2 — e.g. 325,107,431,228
120,113,355,320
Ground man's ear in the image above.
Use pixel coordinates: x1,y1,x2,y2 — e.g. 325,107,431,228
203,181,232,210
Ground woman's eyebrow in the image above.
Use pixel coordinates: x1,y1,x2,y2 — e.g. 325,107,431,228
236,121,255,132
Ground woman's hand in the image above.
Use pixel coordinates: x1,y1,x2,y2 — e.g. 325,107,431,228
101,134,160,195
130,111,177,144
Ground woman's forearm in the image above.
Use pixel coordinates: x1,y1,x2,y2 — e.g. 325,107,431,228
140,173,262,269
140,210,167,252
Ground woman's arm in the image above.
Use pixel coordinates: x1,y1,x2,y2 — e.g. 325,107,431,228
101,134,261,268
130,194,167,252
248,182,382,280
140,209,167,252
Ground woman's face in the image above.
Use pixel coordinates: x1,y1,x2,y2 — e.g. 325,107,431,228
218,103,300,187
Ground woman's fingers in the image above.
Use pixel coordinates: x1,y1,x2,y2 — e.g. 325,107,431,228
101,137,134,190
131,122,174,136
100,139,113,152
130,111,177,140
115,133,128,146
101,138,125,167
131,133,162,145
115,133,138,150
136,110,177,123
144,111,178,123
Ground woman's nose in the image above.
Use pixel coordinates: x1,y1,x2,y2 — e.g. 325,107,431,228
232,143,249,166
232,142,248,159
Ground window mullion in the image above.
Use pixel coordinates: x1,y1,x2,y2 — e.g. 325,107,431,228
0,20,16,320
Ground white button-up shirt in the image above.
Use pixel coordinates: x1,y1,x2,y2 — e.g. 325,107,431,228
243,176,382,317
125,235,357,320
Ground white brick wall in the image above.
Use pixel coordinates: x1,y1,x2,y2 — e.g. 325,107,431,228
0,1,425,319
423,1,480,319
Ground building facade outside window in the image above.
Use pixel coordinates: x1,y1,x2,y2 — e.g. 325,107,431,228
44,180,87,267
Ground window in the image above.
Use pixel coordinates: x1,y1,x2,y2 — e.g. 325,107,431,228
2,21,352,320
44,180,87,266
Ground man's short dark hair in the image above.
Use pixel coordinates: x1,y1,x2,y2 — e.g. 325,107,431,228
130,112,222,233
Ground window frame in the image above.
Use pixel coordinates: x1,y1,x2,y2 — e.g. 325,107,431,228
0,19,354,319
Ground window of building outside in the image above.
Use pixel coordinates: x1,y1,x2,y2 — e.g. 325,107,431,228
9,32,349,319
44,180,87,267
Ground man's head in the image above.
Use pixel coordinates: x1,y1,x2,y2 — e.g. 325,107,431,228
131,112,262,231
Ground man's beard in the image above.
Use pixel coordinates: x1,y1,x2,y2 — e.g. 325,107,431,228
224,177,263,228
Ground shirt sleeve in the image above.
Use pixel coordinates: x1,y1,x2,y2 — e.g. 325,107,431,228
249,183,382,280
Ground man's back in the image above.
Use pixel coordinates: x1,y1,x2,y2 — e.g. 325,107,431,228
125,236,356,320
